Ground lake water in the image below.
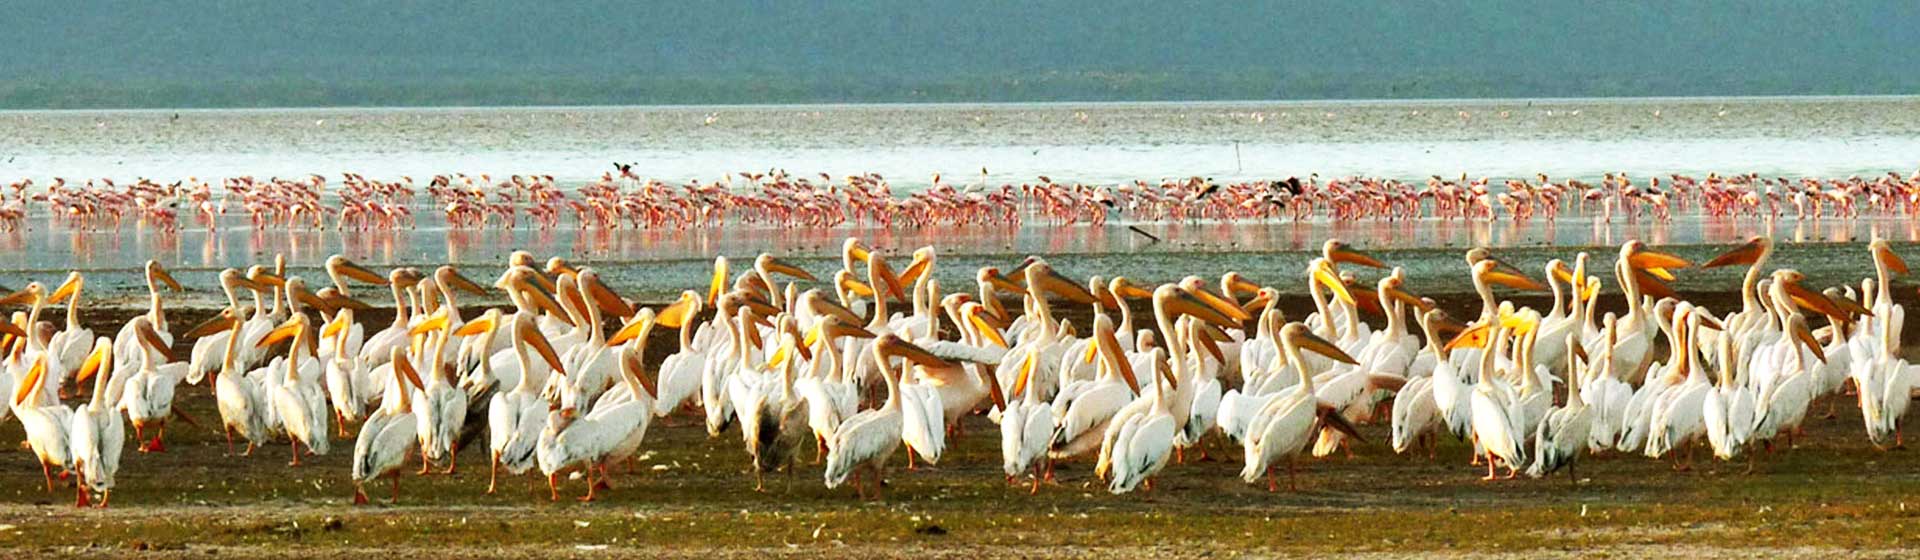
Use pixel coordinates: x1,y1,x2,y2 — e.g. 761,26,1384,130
2,97,1918,305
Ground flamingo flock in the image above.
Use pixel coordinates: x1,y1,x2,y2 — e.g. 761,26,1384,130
6,168,1920,234
2,233,1916,507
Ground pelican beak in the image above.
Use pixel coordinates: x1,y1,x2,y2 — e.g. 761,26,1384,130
0,320,22,339
1549,261,1575,286
441,267,491,297
1780,280,1850,319
1156,355,1179,391
1570,341,1590,364
807,295,863,326
1097,327,1141,395
546,258,580,278
1628,247,1692,271
153,263,185,292
886,337,955,370
74,343,110,385
518,318,568,375
1185,284,1250,323
981,362,1007,411
136,321,176,362
1384,285,1431,312
258,317,306,348
1326,242,1387,268
844,241,872,267
249,271,286,289
185,309,241,338
1702,238,1767,269
839,273,876,298
967,308,1008,348
1313,262,1356,304
49,274,82,304
760,256,818,282
408,310,451,336
1010,349,1035,399
1833,293,1872,317
1225,274,1262,297
868,255,910,303
1632,268,1680,300
708,258,730,306
1111,280,1153,301
0,288,34,306
1792,318,1827,363
325,293,375,312
1192,322,1228,365
623,347,658,399
985,270,1028,296
452,314,494,337
658,293,698,329
1483,265,1546,291
1876,244,1910,276
1294,328,1359,365
515,281,575,327
1163,288,1241,330
898,251,933,287
608,314,656,346
1093,285,1120,309
1239,291,1274,316
332,257,389,285
585,276,635,320
392,351,426,390
1035,268,1097,305
14,357,45,406
1444,321,1493,351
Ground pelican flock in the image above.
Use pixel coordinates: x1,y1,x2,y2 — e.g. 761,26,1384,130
0,233,1913,507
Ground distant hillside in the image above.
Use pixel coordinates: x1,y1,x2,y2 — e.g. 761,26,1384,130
5,1,1917,108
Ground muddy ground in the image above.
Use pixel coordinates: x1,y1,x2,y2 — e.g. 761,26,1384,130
2,295,1920,559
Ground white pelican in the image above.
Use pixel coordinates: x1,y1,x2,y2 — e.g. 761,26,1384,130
1108,346,1177,494
12,353,73,494
652,290,710,416
184,270,267,383
1458,320,1526,480
824,334,947,499
466,310,567,493
795,312,875,462
743,323,811,490
352,347,425,505
322,309,374,435
1703,319,1758,461
536,350,656,502
112,261,182,384
69,339,119,507
44,272,93,378
357,268,425,369
206,312,272,456
406,311,467,474
1527,335,1592,481
260,314,330,466
112,317,186,452
1239,323,1363,491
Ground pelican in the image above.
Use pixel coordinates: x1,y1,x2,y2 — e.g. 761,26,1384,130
824,334,948,499
1108,346,1177,494
207,313,272,456
1001,345,1058,493
744,323,811,490
12,353,73,495
1458,320,1526,480
1703,320,1758,461
112,317,185,452
537,339,658,502
407,311,467,474
68,339,119,507
352,348,424,505
322,310,375,435
185,270,267,383
467,310,568,493
112,261,182,385
44,272,93,378
1240,323,1363,491
357,268,425,369
652,290,709,416
795,313,876,463
1527,335,1592,481
260,314,330,466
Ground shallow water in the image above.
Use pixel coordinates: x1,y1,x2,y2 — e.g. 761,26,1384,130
4,97,1920,304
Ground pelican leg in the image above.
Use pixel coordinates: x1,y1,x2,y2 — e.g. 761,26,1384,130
389,473,401,504
134,424,150,453
813,435,827,465
1265,467,1278,493
487,452,501,494
548,473,562,501
74,475,90,508
579,466,599,502
354,485,370,505
41,461,55,493
97,489,110,509
443,446,458,475
151,427,167,453
337,410,352,438
289,438,303,467
416,449,432,475
223,426,236,456
1288,459,1299,492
